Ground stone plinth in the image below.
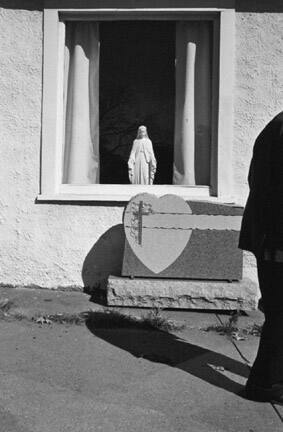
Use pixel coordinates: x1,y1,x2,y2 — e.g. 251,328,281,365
107,276,258,311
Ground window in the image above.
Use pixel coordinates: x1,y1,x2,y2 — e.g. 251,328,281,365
40,5,235,202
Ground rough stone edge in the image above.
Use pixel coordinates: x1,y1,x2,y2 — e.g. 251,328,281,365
107,276,258,311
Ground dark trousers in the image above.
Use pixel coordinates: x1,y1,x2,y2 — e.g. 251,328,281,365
247,259,283,388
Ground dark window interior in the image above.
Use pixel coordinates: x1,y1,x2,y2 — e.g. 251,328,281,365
99,21,175,184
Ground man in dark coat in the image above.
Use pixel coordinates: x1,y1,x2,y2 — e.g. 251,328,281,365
239,111,283,403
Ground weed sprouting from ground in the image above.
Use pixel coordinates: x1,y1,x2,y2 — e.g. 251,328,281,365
0,299,30,322
45,313,86,325
228,309,241,328
140,307,186,332
0,298,16,319
203,310,262,339
204,310,241,336
245,323,262,337
85,308,185,332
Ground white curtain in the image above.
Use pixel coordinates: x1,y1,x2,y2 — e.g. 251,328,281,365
173,21,212,186
63,22,100,184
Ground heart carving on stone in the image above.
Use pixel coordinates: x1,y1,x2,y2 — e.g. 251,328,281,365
123,193,192,274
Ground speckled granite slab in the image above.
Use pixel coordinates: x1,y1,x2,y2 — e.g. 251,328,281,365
122,193,243,280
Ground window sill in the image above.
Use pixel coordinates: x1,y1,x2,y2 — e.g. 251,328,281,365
38,184,210,201
37,184,236,204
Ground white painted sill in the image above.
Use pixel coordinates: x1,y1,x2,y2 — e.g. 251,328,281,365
37,184,236,204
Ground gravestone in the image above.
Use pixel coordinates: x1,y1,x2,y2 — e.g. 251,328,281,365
122,193,243,280
106,193,258,310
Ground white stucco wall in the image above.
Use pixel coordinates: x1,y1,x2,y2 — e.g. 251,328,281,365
234,11,283,282
0,4,282,288
0,7,123,288
234,12,283,204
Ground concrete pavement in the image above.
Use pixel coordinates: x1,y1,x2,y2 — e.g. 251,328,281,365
0,287,282,432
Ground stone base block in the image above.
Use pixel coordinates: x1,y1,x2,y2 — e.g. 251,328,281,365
106,276,258,310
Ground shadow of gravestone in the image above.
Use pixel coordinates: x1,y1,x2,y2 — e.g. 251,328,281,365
85,312,248,397
82,224,125,300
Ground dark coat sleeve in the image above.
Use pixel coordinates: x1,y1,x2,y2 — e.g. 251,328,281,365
239,112,283,256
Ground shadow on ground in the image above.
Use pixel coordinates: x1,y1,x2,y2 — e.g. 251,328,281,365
86,312,249,397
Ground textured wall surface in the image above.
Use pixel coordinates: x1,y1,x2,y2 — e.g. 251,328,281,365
0,7,123,288
234,12,283,204
0,4,282,288
234,11,283,285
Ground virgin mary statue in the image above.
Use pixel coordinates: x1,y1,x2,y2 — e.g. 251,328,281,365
128,126,157,185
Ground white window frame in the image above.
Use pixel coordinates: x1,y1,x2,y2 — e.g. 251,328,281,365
39,2,235,202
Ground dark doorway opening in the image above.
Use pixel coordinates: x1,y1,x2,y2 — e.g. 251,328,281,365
99,21,175,184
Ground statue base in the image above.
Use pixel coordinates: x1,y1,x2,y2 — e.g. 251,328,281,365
106,276,258,311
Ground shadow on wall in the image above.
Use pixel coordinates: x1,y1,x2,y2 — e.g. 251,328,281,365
82,224,125,293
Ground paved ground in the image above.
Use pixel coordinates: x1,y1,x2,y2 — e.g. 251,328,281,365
0,287,282,432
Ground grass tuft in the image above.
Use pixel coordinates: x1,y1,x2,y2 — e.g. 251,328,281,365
244,323,262,337
0,298,15,313
203,310,241,336
140,308,186,332
85,308,185,332
46,312,86,325
0,298,16,319
86,307,185,331
203,310,262,339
